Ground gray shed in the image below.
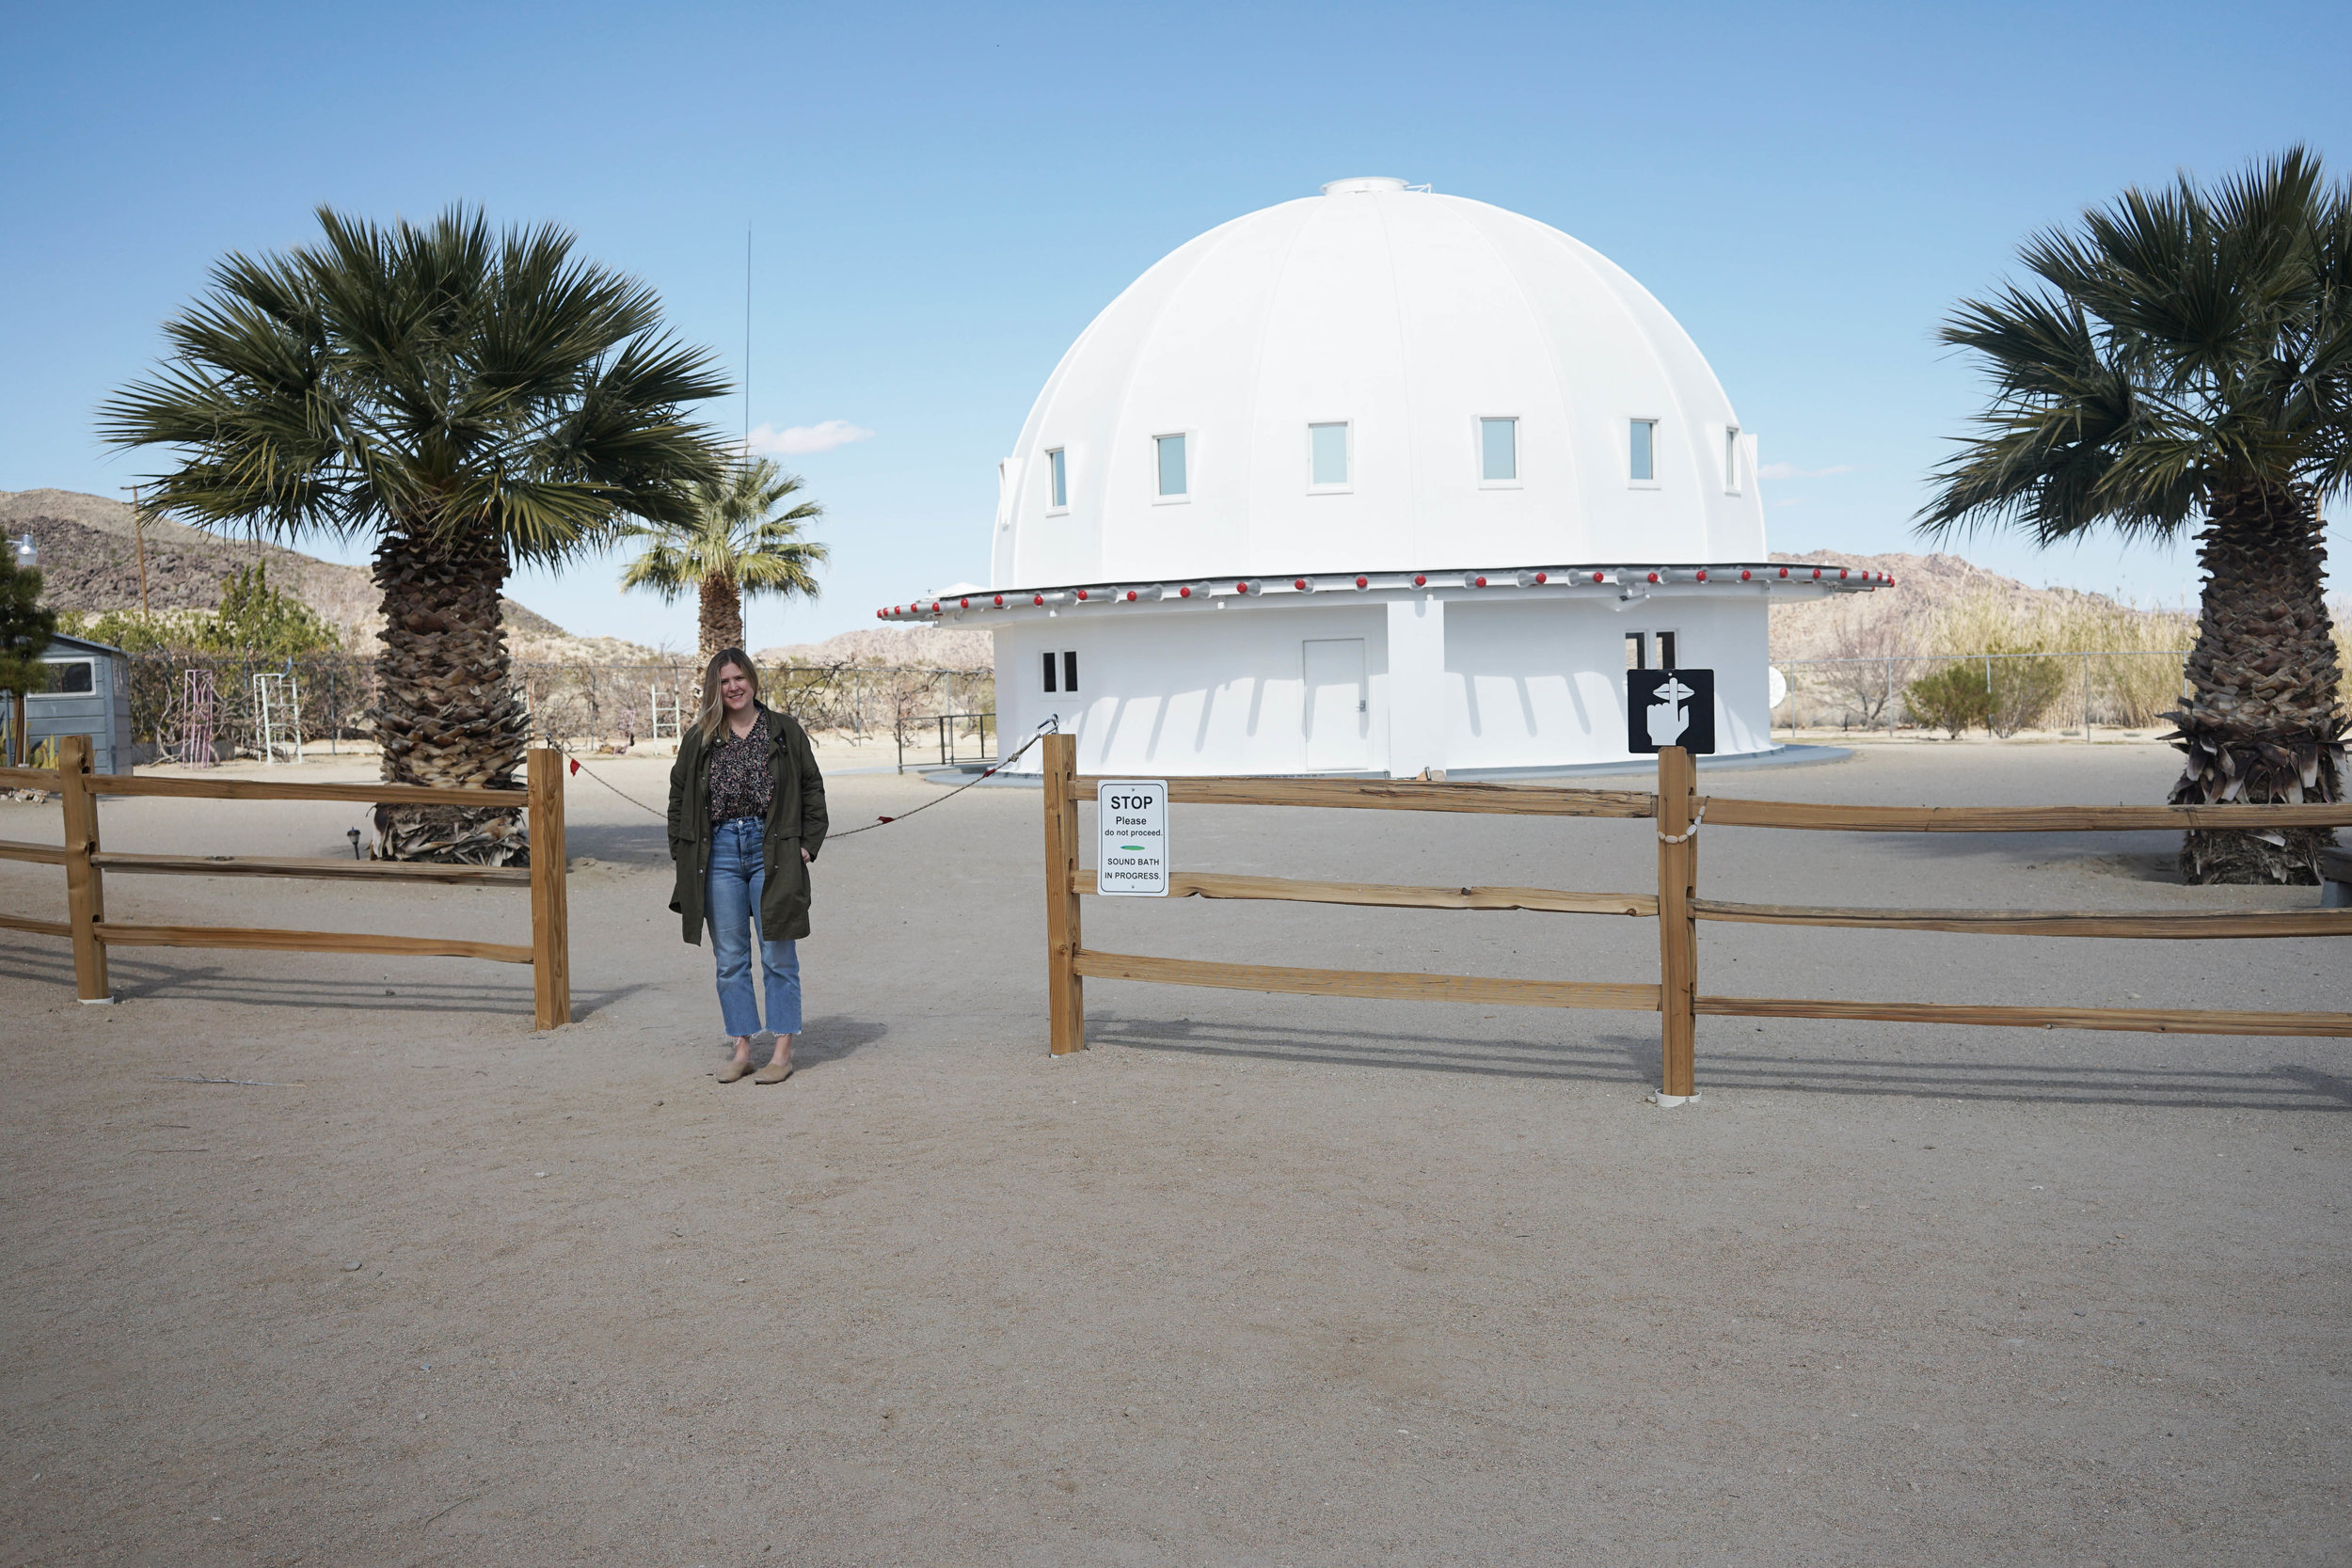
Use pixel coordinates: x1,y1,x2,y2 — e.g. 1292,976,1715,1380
17,633,135,774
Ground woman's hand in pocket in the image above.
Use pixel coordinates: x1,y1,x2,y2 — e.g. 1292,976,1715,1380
802,847,812,863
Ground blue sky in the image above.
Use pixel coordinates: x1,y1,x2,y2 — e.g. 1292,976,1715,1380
5,1,2347,649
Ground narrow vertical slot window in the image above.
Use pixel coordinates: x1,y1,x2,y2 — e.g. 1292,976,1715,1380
1657,631,1677,670
1310,421,1349,486
1624,632,1646,671
1062,651,1079,693
1047,448,1068,509
1479,417,1518,482
1629,420,1657,483
1041,651,1057,693
1155,434,1188,499
1723,427,1740,494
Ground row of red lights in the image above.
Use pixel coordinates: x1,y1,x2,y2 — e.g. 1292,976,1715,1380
877,566,1891,617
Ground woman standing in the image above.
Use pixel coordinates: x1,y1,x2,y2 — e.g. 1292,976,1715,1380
667,649,828,1084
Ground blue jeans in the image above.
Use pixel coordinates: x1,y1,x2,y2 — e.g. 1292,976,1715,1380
706,817,803,1037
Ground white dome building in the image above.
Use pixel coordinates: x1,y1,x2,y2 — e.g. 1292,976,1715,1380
882,178,1882,776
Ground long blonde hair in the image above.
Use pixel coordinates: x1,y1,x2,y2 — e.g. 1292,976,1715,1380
695,647,762,743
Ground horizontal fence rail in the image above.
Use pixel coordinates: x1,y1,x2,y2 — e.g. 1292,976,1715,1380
1072,950,1661,1012
1040,735,2352,1094
1692,900,2352,940
1073,868,1656,917
1071,773,1658,817
1700,798,2352,832
0,738,569,1026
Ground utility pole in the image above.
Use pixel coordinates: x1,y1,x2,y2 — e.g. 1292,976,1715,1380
124,484,151,618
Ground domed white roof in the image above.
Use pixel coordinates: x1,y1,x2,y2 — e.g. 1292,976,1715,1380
991,179,1765,591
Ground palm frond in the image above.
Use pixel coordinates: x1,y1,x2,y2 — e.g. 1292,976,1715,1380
1920,148,2352,545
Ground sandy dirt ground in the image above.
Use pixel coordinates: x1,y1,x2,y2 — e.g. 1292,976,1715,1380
1,743,2346,1567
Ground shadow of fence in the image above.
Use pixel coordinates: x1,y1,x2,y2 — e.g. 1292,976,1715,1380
1088,1012,2352,1112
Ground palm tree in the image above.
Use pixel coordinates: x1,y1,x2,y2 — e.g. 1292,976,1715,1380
619,456,828,669
1919,149,2351,883
101,207,728,862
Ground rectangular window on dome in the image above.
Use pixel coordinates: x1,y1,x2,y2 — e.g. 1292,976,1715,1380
1155,434,1188,499
1479,418,1517,483
1047,448,1068,510
1629,419,1657,483
1310,421,1349,486
1723,427,1740,494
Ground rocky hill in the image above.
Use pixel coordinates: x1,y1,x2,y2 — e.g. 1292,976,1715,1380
755,626,994,668
1766,548,2178,662
0,487,629,659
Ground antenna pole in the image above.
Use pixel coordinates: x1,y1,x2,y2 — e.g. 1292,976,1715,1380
125,484,151,618
744,222,753,454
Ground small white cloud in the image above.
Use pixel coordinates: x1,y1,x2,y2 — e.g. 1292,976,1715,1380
747,419,875,456
1758,462,1855,481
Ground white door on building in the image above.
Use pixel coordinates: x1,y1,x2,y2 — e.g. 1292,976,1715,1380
1302,638,1372,771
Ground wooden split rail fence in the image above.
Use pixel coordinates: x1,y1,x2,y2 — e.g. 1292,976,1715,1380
1038,733,2352,1093
0,736,570,1028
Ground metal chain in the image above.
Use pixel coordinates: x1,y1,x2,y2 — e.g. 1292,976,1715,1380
555,718,1057,840
1657,799,1708,845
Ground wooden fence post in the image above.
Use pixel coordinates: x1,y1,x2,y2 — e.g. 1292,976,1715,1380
1656,744,1697,1098
528,748,571,1029
1041,731,1086,1053
57,735,111,1003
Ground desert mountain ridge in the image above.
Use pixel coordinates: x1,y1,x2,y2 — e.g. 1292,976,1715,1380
8,487,2188,672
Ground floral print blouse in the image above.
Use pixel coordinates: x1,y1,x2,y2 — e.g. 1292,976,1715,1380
707,711,775,824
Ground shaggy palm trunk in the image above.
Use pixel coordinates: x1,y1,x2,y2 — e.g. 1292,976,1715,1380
698,572,744,668
371,520,531,863
2167,480,2346,882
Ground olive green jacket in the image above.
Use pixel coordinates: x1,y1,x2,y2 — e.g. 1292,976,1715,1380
667,705,829,945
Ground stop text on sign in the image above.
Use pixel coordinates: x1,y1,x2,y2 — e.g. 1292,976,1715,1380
1095,778,1168,896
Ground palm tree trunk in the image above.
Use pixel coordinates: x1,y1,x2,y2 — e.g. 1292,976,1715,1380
698,572,744,668
371,519,531,863
2168,479,2347,882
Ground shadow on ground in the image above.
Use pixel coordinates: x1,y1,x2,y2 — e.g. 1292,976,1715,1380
1089,1012,2352,1112
792,1014,887,1069
0,944,646,1021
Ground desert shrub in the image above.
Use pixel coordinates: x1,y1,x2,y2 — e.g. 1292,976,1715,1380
1903,663,1993,738
1985,652,2069,736
1904,653,2068,737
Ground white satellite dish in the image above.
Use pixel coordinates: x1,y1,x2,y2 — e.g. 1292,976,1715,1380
1768,666,1788,710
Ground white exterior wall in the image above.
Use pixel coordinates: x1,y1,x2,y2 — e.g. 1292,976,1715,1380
1441,596,1770,768
997,603,1391,777
993,593,1775,777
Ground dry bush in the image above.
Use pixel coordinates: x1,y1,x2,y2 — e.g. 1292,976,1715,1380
1916,587,2192,731
1813,609,1918,725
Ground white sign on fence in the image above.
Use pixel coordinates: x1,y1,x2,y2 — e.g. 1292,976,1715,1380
1096,779,1169,896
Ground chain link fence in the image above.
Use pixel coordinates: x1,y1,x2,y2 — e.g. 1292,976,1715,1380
123,653,996,762
1773,649,2191,739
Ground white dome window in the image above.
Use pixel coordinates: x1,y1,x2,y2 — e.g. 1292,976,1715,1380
1629,418,1660,487
1046,447,1068,512
1478,417,1518,485
1153,433,1189,501
1308,421,1350,490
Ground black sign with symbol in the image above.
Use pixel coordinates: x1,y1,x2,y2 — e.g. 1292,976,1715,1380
1627,668,1715,754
